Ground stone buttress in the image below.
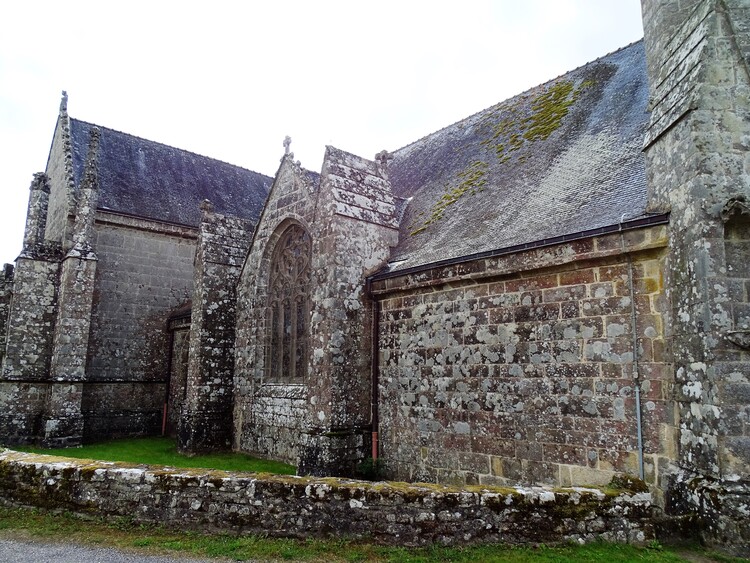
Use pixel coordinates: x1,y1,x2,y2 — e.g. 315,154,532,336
0,93,85,446
44,127,101,447
641,0,750,553
0,173,62,443
178,201,254,452
298,147,399,476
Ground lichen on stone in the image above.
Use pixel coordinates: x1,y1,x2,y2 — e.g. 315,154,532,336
410,161,488,235
411,78,593,236
485,79,593,164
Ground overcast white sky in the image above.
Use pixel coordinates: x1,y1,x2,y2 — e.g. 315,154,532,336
0,1,644,264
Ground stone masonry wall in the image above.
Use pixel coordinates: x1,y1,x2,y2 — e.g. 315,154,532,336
372,225,673,491
1,256,60,381
721,208,750,476
643,0,750,480
235,147,398,476
43,128,100,448
0,254,56,447
641,0,750,553
178,204,253,452
83,213,196,442
0,173,62,445
235,156,317,464
2,171,62,383
0,264,14,366
299,147,399,476
44,97,76,250
0,449,655,547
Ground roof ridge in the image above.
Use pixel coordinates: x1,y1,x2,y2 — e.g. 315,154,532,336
70,117,273,179
392,38,644,156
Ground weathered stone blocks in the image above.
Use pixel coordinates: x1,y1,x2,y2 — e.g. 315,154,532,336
178,206,253,453
373,225,670,489
0,450,655,547
235,147,398,476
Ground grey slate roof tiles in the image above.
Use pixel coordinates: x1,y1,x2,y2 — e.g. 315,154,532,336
66,40,650,274
385,41,651,272
69,119,272,228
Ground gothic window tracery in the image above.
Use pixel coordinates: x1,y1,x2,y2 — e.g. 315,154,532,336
266,224,311,381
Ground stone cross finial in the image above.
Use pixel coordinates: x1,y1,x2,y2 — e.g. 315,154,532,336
283,136,292,155
60,91,68,114
375,150,393,172
375,150,392,166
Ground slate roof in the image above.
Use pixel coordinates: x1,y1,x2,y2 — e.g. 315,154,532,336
69,119,272,227
386,41,651,272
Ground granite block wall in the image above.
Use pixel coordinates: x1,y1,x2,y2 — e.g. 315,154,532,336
235,148,399,475
299,147,399,476
83,214,196,441
1,256,60,381
372,225,673,490
0,173,62,444
640,0,750,552
179,204,253,452
235,156,317,464
44,94,76,250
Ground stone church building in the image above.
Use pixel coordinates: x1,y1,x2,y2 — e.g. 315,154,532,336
1,0,749,549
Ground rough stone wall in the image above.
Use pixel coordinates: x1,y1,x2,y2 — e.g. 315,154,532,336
42,128,101,447
83,213,196,441
235,148,398,475
0,173,62,444
2,173,61,382
640,0,750,554
166,321,190,436
721,208,750,477
0,264,13,365
1,256,60,381
300,147,399,475
178,204,253,452
44,254,96,446
44,95,76,250
235,157,318,464
372,226,672,489
0,253,60,443
0,450,655,547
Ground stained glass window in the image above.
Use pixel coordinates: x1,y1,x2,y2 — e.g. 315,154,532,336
266,224,311,381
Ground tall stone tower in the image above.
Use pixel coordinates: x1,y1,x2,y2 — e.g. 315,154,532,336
641,0,750,553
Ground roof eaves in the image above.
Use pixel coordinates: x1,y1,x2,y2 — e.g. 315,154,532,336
370,211,669,282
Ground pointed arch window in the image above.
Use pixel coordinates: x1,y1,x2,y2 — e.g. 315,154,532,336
266,224,311,381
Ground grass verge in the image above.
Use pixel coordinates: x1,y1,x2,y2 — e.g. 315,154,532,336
10,436,295,475
0,506,733,562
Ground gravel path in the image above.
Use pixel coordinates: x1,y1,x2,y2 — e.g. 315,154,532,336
0,533,237,563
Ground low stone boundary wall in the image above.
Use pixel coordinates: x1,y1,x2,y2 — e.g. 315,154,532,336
0,450,654,546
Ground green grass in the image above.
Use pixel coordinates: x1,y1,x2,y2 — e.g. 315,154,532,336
0,506,726,562
10,436,296,475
